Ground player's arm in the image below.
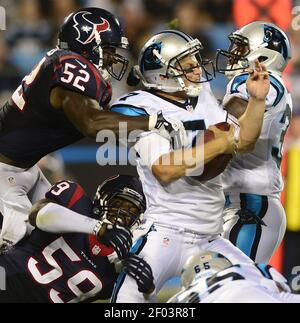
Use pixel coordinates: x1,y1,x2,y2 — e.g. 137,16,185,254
29,201,132,259
50,54,187,144
29,180,100,232
29,181,132,259
225,60,270,153
29,199,102,234
136,129,235,185
50,87,150,137
29,198,52,226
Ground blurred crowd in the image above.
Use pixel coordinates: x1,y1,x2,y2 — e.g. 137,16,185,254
0,0,299,103
0,0,236,104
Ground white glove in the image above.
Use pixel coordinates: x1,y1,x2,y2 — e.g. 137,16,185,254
149,111,188,149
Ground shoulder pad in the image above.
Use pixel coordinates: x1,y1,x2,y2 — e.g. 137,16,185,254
230,73,248,94
52,52,107,104
46,180,93,216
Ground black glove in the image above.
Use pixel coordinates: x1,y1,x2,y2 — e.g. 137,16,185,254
122,254,155,294
97,223,133,259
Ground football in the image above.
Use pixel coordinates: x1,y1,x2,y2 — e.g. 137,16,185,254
191,122,233,182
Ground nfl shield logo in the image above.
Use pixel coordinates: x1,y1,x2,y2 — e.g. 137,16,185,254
92,245,101,255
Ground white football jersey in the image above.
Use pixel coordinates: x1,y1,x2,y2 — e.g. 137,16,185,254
168,263,290,303
112,84,227,235
222,72,292,198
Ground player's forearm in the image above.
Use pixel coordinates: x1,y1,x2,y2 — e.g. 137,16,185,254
237,97,266,153
35,202,101,235
152,138,227,184
59,89,152,137
87,111,150,137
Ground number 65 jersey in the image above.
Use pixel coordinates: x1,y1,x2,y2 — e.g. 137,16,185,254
222,72,292,198
0,48,111,168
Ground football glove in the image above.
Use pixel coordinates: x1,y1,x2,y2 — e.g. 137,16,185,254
150,111,188,148
97,222,133,260
122,253,155,294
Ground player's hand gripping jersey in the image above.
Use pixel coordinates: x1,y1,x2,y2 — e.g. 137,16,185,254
0,48,111,168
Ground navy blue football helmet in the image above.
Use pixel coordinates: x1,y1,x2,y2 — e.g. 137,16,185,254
92,175,146,229
58,7,129,80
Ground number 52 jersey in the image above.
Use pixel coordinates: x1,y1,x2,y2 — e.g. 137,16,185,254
222,72,292,198
0,48,111,168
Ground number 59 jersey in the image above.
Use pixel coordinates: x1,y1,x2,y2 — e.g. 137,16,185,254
0,181,117,303
0,48,111,168
222,72,292,198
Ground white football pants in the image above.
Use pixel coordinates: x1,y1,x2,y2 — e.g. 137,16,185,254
223,193,286,263
112,223,253,303
0,162,51,246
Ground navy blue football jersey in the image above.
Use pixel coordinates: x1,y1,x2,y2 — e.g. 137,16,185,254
0,181,116,303
0,48,112,168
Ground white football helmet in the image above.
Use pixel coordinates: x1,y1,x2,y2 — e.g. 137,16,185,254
131,30,215,97
216,21,292,78
181,251,232,288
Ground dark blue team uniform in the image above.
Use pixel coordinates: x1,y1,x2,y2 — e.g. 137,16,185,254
0,48,111,168
0,181,117,303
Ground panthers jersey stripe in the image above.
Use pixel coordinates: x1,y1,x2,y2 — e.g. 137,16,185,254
222,72,292,197
230,73,248,94
111,104,149,116
269,74,285,106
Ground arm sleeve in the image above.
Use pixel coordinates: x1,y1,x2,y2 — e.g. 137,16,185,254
36,202,100,235
134,132,171,169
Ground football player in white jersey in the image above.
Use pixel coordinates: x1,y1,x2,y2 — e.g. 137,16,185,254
110,30,270,303
216,21,292,263
168,251,300,303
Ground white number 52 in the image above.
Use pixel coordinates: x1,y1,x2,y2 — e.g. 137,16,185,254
61,63,90,92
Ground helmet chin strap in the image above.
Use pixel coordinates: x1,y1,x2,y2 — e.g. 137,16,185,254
152,49,203,97
225,67,241,80
92,29,105,71
225,58,249,79
185,84,202,97
175,75,202,97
